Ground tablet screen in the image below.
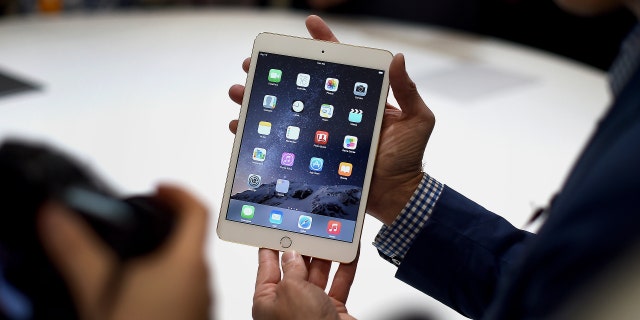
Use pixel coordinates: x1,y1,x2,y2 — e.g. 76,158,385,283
225,51,385,243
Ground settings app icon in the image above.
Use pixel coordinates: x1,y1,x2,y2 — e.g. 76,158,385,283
247,174,262,188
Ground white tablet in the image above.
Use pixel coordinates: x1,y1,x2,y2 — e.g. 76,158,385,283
217,32,392,263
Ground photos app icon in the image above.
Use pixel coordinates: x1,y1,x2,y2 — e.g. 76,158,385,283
325,78,339,92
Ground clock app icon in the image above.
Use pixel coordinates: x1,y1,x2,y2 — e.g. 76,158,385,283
292,100,304,113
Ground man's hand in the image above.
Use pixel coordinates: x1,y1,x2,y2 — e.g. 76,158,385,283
253,248,358,320
365,53,434,225
38,185,212,320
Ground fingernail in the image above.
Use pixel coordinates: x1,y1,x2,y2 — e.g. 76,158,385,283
282,250,299,265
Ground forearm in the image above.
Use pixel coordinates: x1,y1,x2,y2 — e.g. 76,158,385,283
394,185,534,319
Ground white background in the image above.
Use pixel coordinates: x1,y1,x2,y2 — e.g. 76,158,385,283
0,9,610,319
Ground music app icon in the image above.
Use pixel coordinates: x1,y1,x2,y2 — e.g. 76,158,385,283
327,220,342,235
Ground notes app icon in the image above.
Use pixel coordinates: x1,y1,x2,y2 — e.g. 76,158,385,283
327,220,341,235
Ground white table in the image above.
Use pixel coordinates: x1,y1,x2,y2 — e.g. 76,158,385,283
0,9,610,319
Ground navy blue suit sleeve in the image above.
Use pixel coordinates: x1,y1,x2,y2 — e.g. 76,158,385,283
394,185,534,319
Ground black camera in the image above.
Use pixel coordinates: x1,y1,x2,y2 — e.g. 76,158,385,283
355,84,366,93
0,139,175,319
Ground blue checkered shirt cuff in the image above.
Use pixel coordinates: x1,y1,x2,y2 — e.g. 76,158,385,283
373,173,443,266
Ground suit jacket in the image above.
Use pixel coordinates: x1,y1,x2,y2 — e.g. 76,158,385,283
393,64,640,319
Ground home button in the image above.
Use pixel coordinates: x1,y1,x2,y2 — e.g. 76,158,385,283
280,236,292,248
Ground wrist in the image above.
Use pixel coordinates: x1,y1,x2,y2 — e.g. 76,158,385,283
366,172,424,225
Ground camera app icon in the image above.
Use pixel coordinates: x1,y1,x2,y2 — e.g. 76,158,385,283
354,82,368,96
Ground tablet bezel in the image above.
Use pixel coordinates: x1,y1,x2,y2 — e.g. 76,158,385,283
217,32,392,263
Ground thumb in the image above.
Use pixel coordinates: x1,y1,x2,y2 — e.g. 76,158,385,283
389,53,430,117
280,250,309,282
38,203,117,317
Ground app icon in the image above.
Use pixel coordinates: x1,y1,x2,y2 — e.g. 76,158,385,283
338,162,353,177
241,205,255,220
248,174,262,188
292,100,304,113
258,121,272,135
281,152,295,166
296,73,310,87
354,82,368,96
315,131,329,145
348,109,363,123
268,69,282,83
325,78,339,92
298,215,312,229
286,126,300,140
276,179,290,194
327,220,342,235
309,157,324,172
343,135,358,150
269,210,283,224
263,95,277,109
320,104,334,118
252,148,266,162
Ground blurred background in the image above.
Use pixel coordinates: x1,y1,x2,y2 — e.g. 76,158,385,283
0,0,628,319
0,0,636,70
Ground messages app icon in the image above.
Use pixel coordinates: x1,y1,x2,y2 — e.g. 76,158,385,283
241,205,255,220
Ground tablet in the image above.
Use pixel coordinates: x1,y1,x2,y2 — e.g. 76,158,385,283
217,32,392,263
